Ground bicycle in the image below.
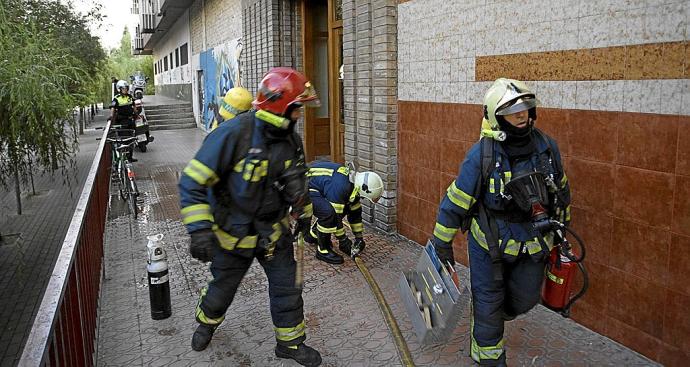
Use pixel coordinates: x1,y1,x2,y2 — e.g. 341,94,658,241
98,125,140,218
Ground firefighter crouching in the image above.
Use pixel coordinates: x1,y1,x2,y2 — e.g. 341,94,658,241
304,161,383,263
430,78,571,366
178,67,322,366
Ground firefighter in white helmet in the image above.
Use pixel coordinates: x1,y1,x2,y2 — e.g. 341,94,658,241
304,161,383,263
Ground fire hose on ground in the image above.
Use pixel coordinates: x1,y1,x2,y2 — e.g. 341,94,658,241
294,227,416,367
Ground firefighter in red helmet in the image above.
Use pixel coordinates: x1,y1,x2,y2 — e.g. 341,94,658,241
179,67,321,366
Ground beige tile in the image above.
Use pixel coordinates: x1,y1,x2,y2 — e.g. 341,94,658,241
659,79,682,116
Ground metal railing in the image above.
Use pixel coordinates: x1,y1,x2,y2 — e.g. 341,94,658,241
18,124,111,366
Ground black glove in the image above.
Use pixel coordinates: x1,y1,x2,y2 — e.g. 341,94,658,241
338,236,353,255
433,239,455,266
190,229,219,262
294,217,312,238
352,237,366,254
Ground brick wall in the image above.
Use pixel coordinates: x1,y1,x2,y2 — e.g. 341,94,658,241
396,1,690,365
342,0,398,232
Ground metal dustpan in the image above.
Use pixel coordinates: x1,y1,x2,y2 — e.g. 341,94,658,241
398,241,469,344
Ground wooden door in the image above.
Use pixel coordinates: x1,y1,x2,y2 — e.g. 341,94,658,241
302,0,331,162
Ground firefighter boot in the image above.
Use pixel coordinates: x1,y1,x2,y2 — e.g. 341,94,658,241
315,230,343,264
275,343,322,367
191,323,217,351
304,223,318,245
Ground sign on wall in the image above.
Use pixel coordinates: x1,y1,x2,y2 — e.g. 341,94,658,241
199,38,243,130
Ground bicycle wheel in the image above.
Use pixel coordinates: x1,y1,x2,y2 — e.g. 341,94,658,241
128,190,138,219
119,159,127,201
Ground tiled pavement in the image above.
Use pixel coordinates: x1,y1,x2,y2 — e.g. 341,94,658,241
0,113,106,367
96,128,658,367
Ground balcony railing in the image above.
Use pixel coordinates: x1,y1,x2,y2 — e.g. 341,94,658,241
18,124,111,366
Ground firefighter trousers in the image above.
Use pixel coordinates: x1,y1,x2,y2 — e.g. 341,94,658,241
468,235,546,366
308,192,340,237
195,234,306,346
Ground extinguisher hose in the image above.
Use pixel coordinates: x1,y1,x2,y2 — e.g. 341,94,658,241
562,226,586,263
561,261,589,317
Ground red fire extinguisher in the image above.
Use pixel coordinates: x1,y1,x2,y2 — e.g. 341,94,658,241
541,229,588,317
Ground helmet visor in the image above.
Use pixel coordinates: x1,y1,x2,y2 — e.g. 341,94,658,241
496,96,538,116
296,82,321,107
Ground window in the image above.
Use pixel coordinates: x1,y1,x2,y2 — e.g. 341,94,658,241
154,63,157,75
169,52,173,69
180,43,189,65
175,48,179,68
164,56,168,71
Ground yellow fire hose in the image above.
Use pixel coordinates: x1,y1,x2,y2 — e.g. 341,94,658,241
353,255,416,367
294,223,415,366
345,222,415,367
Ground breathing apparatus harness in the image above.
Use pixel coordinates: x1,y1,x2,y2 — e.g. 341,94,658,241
465,129,588,317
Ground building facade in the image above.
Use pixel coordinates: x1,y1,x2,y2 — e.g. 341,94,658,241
132,0,689,365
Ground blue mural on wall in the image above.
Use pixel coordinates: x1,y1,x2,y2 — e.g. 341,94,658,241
199,38,243,130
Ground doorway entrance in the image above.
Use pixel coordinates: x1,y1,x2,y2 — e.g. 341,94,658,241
301,0,344,163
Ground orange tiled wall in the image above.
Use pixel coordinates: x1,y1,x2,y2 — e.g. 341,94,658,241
397,100,690,366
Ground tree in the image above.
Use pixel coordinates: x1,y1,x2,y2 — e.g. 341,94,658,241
0,0,106,198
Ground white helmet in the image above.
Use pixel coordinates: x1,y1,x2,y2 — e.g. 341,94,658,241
355,171,383,203
116,80,129,92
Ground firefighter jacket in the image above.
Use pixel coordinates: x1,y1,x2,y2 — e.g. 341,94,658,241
110,93,134,124
433,130,571,261
179,110,312,253
307,161,364,237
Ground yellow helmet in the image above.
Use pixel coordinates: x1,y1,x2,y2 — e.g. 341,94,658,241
219,87,253,121
481,78,538,141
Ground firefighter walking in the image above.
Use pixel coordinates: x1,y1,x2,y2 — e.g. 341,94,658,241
430,78,571,366
178,67,321,366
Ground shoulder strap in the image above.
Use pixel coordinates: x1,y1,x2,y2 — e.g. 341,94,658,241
476,137,503,281
533,128,563,174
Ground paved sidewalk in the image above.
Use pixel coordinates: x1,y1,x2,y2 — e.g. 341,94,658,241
0,113,107,367
96,128,658,367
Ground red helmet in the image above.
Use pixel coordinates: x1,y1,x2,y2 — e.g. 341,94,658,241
253,67,320,116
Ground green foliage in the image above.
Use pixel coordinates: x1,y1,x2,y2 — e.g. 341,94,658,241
0,0,106,188
99,28,155,103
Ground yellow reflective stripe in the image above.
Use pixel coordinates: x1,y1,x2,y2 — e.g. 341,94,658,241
446,182,475,210
525,240,542,255
470,218,489,251
183,159,220,186
234,158,245,173
196,287,225,325
471,312,504,362
433,222,458,243
504,171,512,182
565,205,571,222
349,187,359,203
350,202,361,211
337,166,349,175
489,178,495,193
213,225,258,250
335,227,345,237
256,109,289,129
308,168,334,177
284,159,293,170
300,203,313,218
317,245,330,254
502,239,520,256
350,222,363,233
330,202,345,214
275,321,306,342
471,335,505,361
546,269,565,284
560,173,568,188
181,203,214,224
317,223,337,234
